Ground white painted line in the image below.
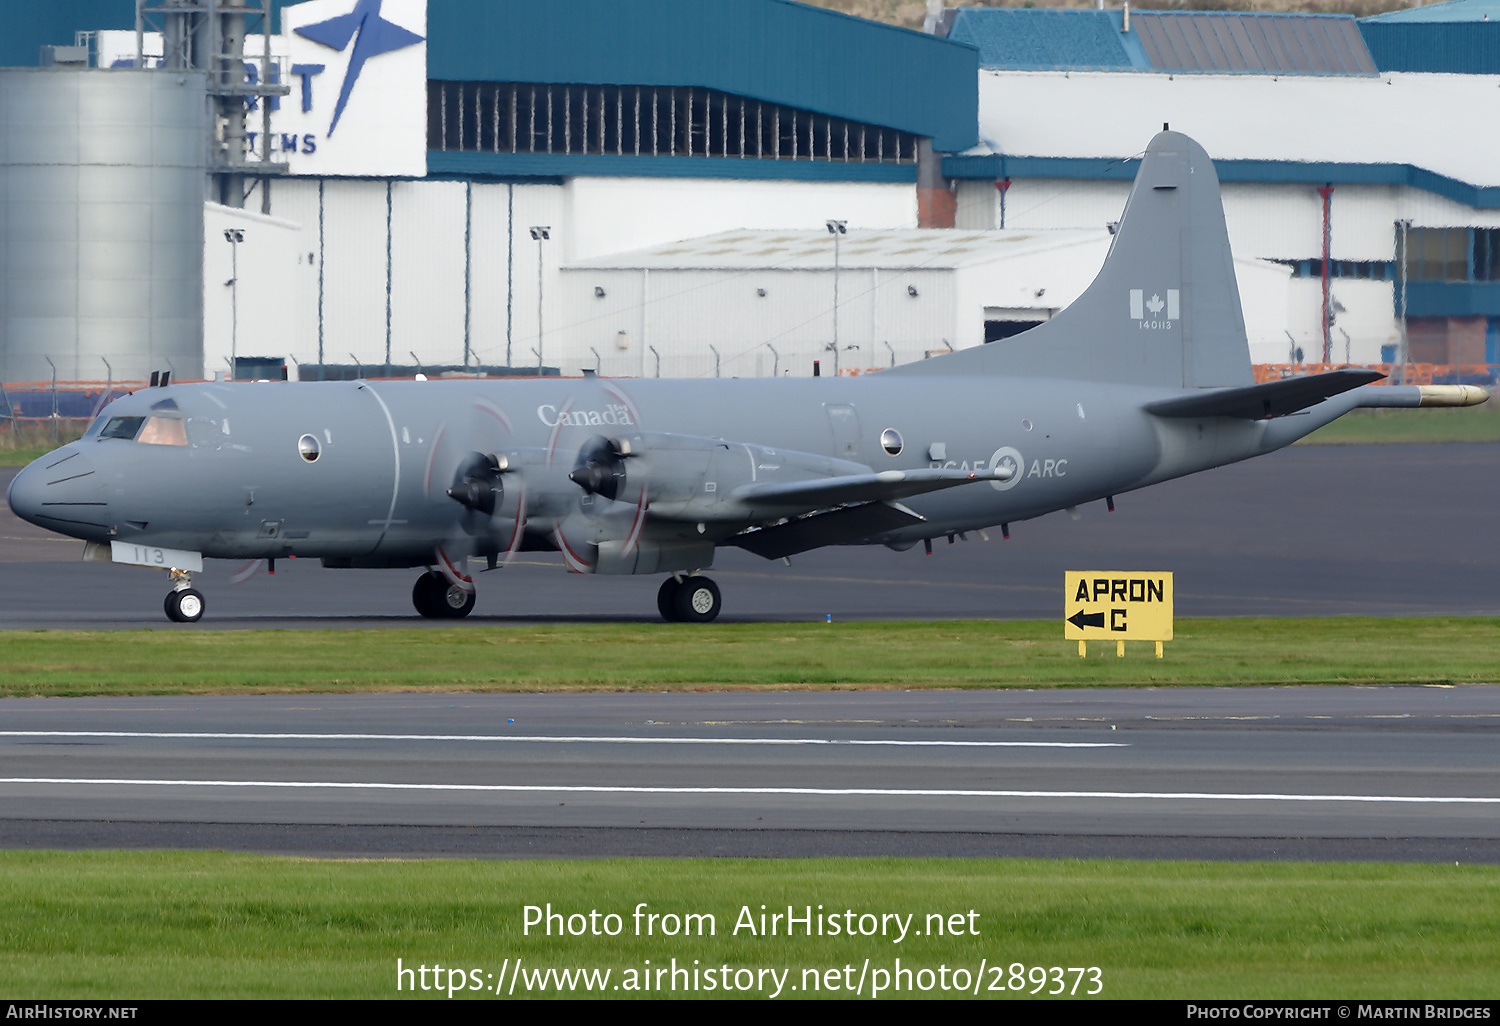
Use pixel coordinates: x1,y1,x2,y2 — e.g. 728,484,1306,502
1,778,1495,804
0,731,1125,749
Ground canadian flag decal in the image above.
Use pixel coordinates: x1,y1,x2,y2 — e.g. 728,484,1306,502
1130,289,1180,321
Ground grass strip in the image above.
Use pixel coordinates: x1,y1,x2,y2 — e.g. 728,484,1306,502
0,618,1496,697
0,447,56,467
1299,405,1500,445
1,851,1496,999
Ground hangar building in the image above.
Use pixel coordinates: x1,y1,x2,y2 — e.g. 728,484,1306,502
2,0,1498,385
3,0,985,382
939,2,1500,371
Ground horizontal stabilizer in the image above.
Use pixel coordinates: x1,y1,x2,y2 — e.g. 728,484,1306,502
730,503,923,560
1144,369,1385,420
733,467,1007,510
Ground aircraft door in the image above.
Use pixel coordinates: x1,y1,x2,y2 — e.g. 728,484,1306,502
824,404,863,462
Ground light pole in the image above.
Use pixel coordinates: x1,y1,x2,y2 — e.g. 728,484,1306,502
826,219,846,375
224,229,244,380
93,357,113,420
530,226,550,375
1396,218,1411,385
45,356,57,442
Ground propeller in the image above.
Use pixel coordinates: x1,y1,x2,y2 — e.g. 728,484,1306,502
422,394,528,587
228,559,267,585
556,434,652,571
448,451,506,518
568,434,630,501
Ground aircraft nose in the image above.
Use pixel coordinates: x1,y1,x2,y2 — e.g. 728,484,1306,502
7,447,110,539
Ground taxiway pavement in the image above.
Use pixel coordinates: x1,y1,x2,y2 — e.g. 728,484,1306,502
2,688,1498,861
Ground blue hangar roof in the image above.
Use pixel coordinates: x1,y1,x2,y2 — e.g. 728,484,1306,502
3,1,978,154
428,0,978,153
1359,0,1500,73
1362,0,1500,23
944,9,1149,71
0,0,286,67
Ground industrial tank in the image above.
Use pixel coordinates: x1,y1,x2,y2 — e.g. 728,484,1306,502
1,67,206,383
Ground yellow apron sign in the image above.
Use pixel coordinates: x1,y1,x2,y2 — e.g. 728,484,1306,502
1065,571,1173,656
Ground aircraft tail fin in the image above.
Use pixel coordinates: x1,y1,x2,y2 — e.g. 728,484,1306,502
889,131,1253,389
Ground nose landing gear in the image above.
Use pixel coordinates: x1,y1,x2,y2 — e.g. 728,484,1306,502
657,574,722,623
163,569,204,623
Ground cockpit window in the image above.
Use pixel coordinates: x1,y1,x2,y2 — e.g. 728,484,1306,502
138,416,188,446
99,416,145,440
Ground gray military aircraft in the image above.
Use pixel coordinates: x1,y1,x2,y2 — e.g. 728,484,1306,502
7,131,1488,623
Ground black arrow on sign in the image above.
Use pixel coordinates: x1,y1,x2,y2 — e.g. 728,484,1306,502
1068,609,1106,630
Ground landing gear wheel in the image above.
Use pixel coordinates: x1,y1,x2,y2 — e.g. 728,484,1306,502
412,573,441,618
164,588,205,623
413,571,475,619
673,575,721,623
657,577,682,622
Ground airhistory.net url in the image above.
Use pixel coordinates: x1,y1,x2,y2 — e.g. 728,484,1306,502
396,957,1104,998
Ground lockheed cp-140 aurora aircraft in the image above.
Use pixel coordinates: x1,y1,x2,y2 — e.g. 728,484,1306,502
7,131,1488,623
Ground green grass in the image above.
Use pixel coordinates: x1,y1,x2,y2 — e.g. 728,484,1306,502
0,446,56,467
1,618,1496,697
1298,404,1500,445
0,420,87,464
2,852,1497,999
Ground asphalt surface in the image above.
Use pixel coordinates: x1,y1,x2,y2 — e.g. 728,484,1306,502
2,689,1499,860
1,443,1498,626
1,442,1496,861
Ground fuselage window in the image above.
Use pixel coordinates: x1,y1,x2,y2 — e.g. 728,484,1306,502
99,416,145,440
138,416,188,446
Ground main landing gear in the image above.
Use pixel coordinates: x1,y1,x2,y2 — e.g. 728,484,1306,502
412,569,476,619
163,569,204,623
657,574,722,623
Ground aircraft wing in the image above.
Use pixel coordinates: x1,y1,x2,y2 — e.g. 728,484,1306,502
731,466,1009,510
1143,369,1386,420
728,502,925,560
722,467,1008,560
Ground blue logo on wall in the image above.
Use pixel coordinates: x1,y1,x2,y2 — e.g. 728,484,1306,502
295,0,424,136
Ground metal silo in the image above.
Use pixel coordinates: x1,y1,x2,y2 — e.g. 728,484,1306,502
1,66,207,383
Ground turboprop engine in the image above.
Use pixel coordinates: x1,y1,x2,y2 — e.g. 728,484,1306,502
555,432,881,575
566,432,871,519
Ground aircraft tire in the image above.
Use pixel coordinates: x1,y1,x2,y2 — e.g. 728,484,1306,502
164,588,204,624
656,578,681,622
412,572,443,618
673,575,721,623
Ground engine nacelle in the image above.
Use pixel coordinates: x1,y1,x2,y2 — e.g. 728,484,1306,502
568,432,868,521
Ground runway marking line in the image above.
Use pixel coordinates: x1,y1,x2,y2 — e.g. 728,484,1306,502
0,730,1125,749
3,778,1498,804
